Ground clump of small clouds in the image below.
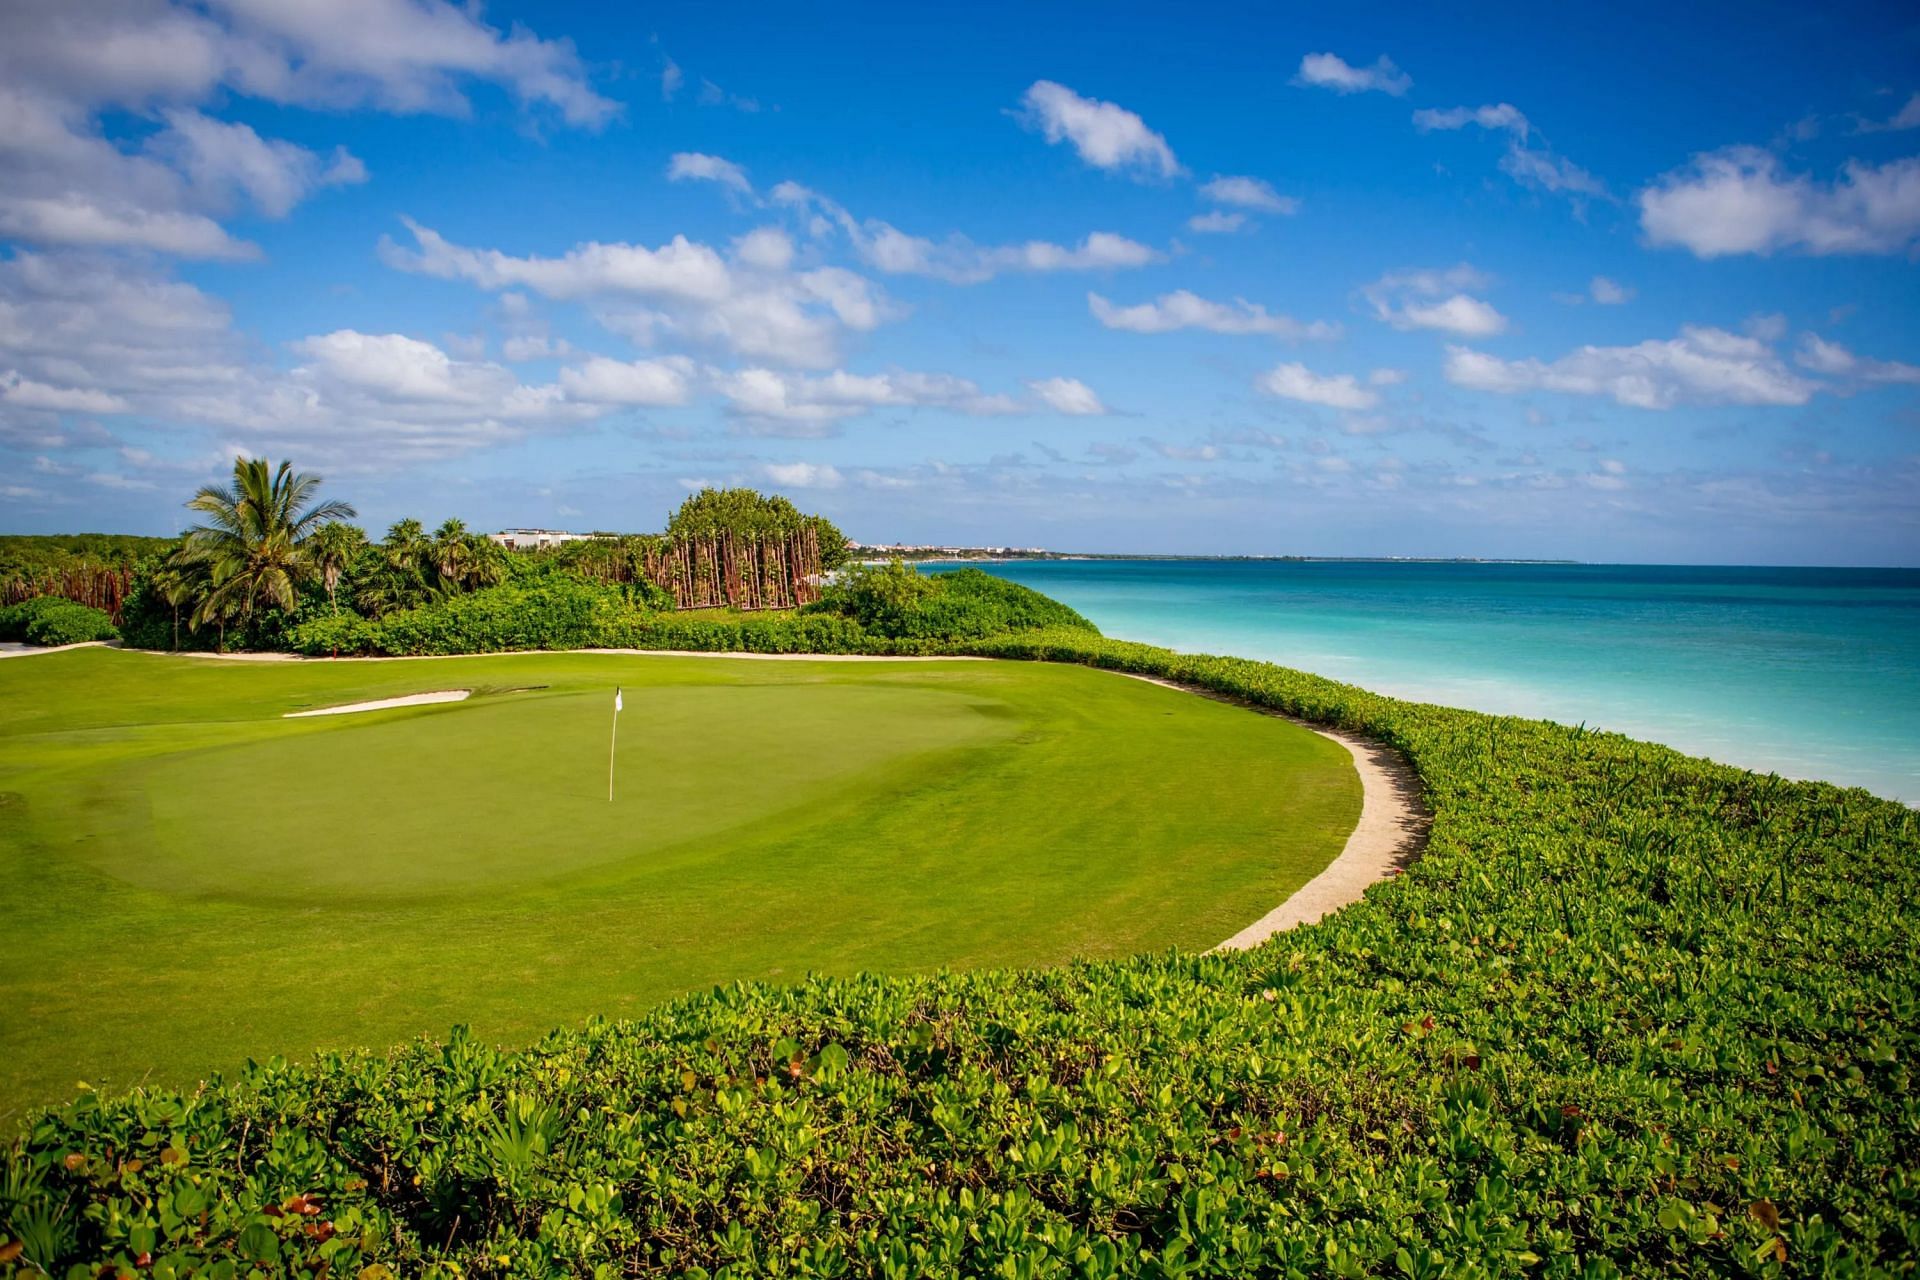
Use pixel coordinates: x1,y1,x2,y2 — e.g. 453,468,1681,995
1016,80,1181,179
1361,265,1508,337
1256,362,1384,410
1027,376,1109,416
1413,101,1606,206
1443,325,1819,409
1293,53,1411,96
1637,147,1920,257
1088,290,1338,341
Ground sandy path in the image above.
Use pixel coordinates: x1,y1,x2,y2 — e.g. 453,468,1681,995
0,640,112,659
284,690,471,717
1114,673,1430,949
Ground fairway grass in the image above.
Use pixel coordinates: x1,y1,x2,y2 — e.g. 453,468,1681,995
0,647,1358,1120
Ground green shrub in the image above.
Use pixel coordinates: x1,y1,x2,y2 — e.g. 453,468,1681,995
810,563,1097,640
7,626,1915,1275
0,596,116,645
0,595,68,641
19,601,118,646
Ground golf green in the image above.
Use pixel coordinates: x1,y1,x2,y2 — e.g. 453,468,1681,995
0,647,1359,1120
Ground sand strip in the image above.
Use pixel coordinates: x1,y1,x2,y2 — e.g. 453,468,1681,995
0,640,112,659
1113,672,1430,949
284,690,471,717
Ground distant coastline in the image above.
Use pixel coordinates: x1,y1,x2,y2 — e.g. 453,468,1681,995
862,549,1583,566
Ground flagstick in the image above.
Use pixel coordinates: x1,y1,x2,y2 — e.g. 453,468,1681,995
608,686,621,802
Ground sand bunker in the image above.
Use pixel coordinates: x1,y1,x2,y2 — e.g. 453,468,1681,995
284,690,471,718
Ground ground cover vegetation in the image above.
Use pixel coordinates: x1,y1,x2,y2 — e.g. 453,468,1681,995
1,622,1913,1274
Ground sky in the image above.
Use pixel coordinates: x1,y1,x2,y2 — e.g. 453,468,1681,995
0,0,1917,564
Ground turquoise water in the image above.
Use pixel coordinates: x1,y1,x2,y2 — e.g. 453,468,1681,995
935,561,1920,804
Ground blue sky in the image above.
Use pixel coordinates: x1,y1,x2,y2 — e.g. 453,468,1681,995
1,0,1917,564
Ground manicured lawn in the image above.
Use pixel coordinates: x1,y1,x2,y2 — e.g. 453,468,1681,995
0,647,1358,1120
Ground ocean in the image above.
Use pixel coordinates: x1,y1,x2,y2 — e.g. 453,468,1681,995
931,560,1920,804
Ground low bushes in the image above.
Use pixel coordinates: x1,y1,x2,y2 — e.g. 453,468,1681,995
0,596,118,646
4,627,1915,1276
809,563,1096,641
281,563,1098,658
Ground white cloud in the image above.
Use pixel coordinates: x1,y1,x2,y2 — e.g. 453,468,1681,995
1088,290,1338,340
1362,265,1507,337
0,1,607,261
771,183,1158,284
1027,376,1108,416
1187,210,1247,234
1293,53,1411,96
150,109,366,217
1638,147,1920,257
1862,92,1920,133
1368,368,1408,385
1443,326,1820,409
556,355,695,405
1413,103,1529,136
0,370,131,413
1017,80,1180,178
1199,175,1298,214
0,251,642,467
660,58,683,101
762,461,843,489
717,367,1024,430
1795,335,1920,385
381,218,891,368
0,0,616,126
1414,101,1605,203
667,152,752,196
0,194,259,260
1590,276,1634,305
1257,362,1381,410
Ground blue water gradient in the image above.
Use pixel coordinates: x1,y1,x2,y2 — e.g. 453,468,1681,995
933,561,1920,804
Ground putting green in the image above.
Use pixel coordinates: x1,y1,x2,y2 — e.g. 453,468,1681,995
0,648,1359,1120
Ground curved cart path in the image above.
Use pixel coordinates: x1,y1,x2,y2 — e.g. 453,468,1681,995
1114,672,1430,949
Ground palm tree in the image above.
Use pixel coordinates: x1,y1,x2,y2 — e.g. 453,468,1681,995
308,521,366,616
382,518,428,574
431,518,475,588
182,458,355,648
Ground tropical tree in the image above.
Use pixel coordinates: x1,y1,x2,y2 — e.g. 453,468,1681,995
431,518,476,588
308,521,366,616
382,518,428,575
181,458,356,648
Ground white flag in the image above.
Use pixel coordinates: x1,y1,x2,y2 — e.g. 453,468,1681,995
614,688,623,712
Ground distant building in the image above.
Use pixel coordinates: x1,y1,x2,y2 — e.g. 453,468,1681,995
489,528,593,551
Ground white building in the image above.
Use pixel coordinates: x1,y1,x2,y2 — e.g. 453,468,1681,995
489,528,593,551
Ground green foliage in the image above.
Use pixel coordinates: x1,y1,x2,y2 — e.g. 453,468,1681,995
6,626,1915,1274
19,601,118,647
666,487,850,570
0,596,117,645
810,563,1098,640
0,535,172,582
287,577,640,656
